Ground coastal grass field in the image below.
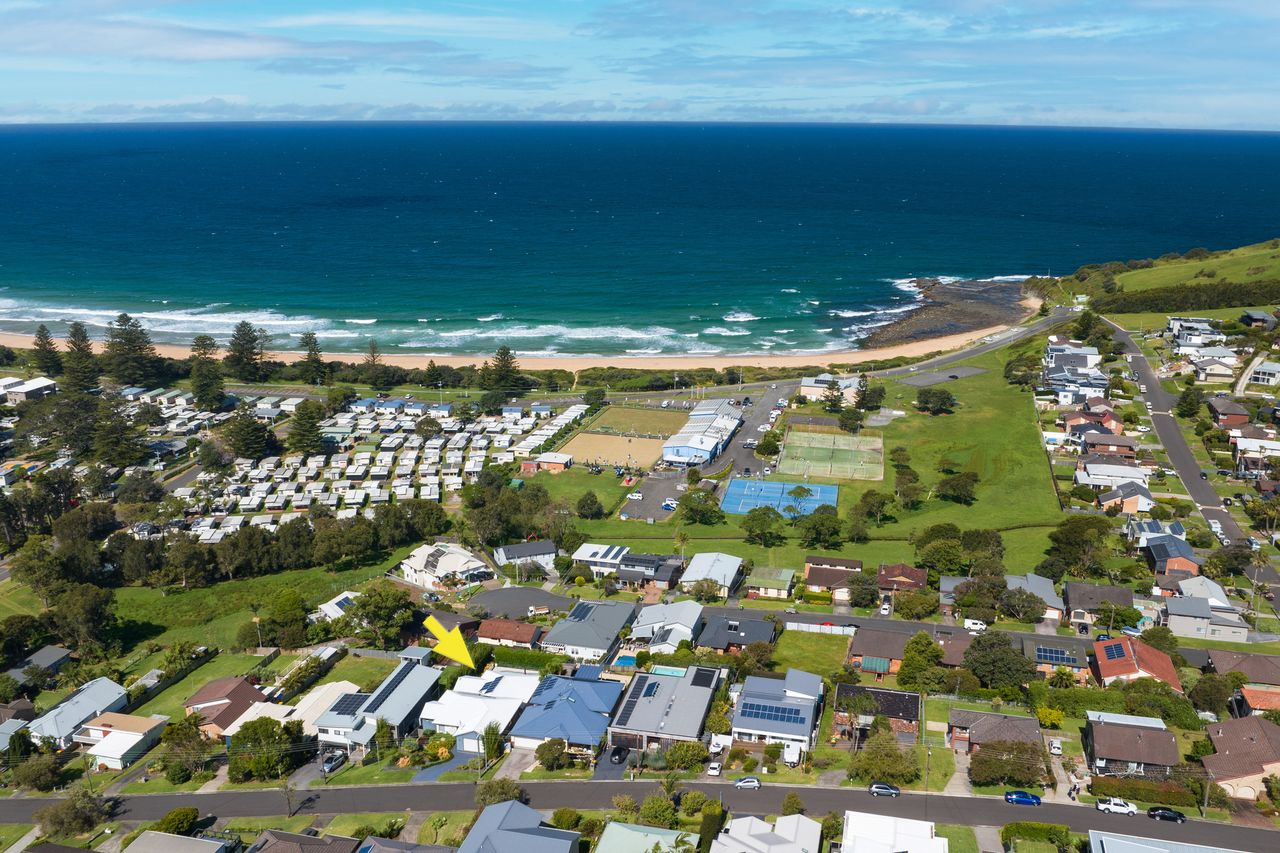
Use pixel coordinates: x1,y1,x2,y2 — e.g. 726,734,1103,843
1114,238,1280,292
559,432,666,468
1105,303,1276,333
587,405,689,437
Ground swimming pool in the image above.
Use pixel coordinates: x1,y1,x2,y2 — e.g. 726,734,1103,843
614,655,637,667
650,665,688,676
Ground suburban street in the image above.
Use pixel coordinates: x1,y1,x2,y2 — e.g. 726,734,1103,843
1107,322,1280,589
0,780,1273,848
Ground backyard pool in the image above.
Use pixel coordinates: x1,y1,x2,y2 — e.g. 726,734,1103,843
614,655,637,667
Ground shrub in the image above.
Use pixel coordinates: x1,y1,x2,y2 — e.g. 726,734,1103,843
638,793,678,828
742,757,759,772
681,790,707,815
666,741,708,770
551,808,581,830
1090,776,1197,807
153,806,200,835
781,791,805,815
13,755,60,792
165,762,193,784
579,817,604,837
475,778,525,806
802,590,833,604
1000,822,1071,851
968,740,1046,788
1035,706,1065,729
698,801,725,850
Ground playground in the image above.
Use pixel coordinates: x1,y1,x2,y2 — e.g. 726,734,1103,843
777,427,883,480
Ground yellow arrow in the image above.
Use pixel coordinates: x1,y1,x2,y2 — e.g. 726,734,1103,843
422,615,475,670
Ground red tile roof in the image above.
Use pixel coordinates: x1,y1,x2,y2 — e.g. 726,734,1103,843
478,618,541,645
1092,637,1182,692
877,563,927,591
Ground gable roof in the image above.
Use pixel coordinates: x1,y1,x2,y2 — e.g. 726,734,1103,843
632,600,703,637
806,555,863,571
509,673,623,747
848,627,908,661
804,564,859,590
459,800,579,853
248,831,360,853
834,684,921,722
1064,582,1134,613
1093,637,1182,691
477,619,541,645
541,600,635,652
683,552,743,587
948,709,1042,745
185,676,267,730
732,673,820,739
1088,720,1180,767
1203,716,1280,782
876,563,927,590
697,616,775,650
1004,573,1064,611
28,677,128,742
494,540,557,561
1209,650,1280,686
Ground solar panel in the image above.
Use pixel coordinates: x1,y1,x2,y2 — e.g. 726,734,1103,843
690,667,716,688
1103,642,1127,661
615,675,648,728
1036,646,1078,666
642,682,660,698
329,693,367,716
364,664,413,713
739,701,804,724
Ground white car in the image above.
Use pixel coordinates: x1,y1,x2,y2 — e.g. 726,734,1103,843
757,424,770,432
777,398,787,406
1136,425,1151,433
706,762,722,777
1048,739,1063,756
627,492,643,501
1139,385,1147,393
1096,797,1138,816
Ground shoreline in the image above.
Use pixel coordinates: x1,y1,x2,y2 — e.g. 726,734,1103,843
0,322,1023,373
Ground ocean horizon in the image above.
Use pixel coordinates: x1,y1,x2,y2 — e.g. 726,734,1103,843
2,122,1278,358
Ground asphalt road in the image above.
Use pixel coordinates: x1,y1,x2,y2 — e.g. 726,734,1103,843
1108,323,1280,589
3,780,1274,847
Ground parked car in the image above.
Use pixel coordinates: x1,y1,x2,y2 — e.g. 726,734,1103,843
1096,797,1138,815
1136,425,1151,433
609,746,629,765
706,762,722,777
1004,791,1041,806
321,752,347,774
1200,471,1209,480
1147,807,1186,823
1096,633,1112,642
868,782,901,797
757,424,770,433
661,499,678,511
1121,626,1142,637
879,600,892,616
627,492,643,500
963,618,987,634
734,776,762,790
1048,739,1062,756
784,608,797,614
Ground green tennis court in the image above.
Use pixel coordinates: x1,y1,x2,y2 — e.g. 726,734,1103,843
777,428,883,480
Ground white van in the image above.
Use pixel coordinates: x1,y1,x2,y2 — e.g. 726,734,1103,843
963,619,988,634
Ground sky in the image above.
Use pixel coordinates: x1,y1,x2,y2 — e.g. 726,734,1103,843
2,0,1278,129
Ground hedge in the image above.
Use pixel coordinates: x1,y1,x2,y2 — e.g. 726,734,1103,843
1090,776,1198,807
1093,277,1280,313
801,591,833,605
491,646,568,672
999,822,1071,851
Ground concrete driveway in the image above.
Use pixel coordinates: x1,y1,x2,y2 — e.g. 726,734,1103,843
470,587,573,619
495,747,538,781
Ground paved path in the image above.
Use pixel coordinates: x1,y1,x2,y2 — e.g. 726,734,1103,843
2,826,38,853
974,825,1002,853
942,750,969,797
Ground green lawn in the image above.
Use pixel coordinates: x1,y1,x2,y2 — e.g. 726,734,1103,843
318,758,419,787
589,405,690,437
525,467,634,514
1108,303,1276,334
1114,240,1280,293
771,631,850,676
314,655,399,692
224,816,315,842
119,770,213,795
937,825,979,853
0,824,32,851
521,765,594,781
417,812,475,847
322,813,406,838
0,582,42,620
134,652,273,719
924,697,1032,725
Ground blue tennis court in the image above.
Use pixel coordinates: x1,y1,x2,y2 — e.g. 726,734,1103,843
720,478,839,515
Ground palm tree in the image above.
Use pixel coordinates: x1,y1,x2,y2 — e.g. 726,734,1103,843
658,771,683,800
673,528,690,562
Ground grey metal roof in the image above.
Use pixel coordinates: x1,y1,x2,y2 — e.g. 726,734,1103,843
732,674,819,739
5,645,71,684
1004,573,1065,611
459,800,579,853
1087,829,1249,853
494,541,557,561
610,666,719,740
28,677,127,742
784,669,823,700
1166,596,1213,618
697,615,775,650
542,600,635,653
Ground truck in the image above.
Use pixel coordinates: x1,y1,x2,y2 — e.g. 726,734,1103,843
527,605,551,618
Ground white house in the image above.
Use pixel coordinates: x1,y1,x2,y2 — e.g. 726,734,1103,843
1250,361,1280,386
711,814,823,853
798,373,859,404
400,542,490,589
1074,460,1150,490
840,811,950,853
314,590,361,622
681,552,744,597
630,601,703,654
571,543,630,579
1195,360,1236,383
418,668,541,753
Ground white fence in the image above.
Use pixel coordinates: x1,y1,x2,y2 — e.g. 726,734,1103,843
784,621,856,636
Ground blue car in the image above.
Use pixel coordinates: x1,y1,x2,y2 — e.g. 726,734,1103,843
1005,790,1041,806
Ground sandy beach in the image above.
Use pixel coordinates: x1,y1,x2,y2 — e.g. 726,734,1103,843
0,322,1022,373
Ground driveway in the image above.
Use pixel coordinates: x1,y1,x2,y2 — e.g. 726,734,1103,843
288,755,329,789
413,749,481,782
469,587,572,619
494,747,538,781
593,752,629,780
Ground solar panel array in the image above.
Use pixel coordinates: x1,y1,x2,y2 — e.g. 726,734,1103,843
691,667,717,688
1036,646,1079,666
329,693,367,716
365,664,413,713
615,675,648,728
642,681,660,698
1103,642,1127,661
739,701,804,724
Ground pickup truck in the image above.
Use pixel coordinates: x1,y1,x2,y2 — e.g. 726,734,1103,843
1096,797,1138,816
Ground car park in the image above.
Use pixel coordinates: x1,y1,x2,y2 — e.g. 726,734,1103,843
1097,797,1138,815
1147,807,1186,823
610,746,630,764
1004,791,1041,806
734,776,762,790
707,762,722,776
868,782,901,797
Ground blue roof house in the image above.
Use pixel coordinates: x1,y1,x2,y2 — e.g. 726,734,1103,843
459,801,579,853
508,671,623,753
27,677,128,749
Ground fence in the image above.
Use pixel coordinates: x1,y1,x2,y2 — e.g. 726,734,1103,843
784,621,856,636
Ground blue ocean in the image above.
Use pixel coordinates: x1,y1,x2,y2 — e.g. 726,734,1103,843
1,122,1277,357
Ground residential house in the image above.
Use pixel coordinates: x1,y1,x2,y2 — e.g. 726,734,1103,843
0,698,36,727
314,591,361,623
743,567,795,599
937,631,973,669
534,451,572,473
418,668,541,753
476,619,542,650
630,601,703,655
292,680,361,737
1249,362,1280,387
1062,409,1126,436
1065,582,1135,632
1241,309,1276,329
615,552,684,590
1081,433,1139,458
571,543,630,579
876,563,927,595
607,665,720,750
1020,636,1092,684
508,668,624,753
1143,534,1203,576
1203,716,1280,800
4,376,57,405
540,600,635,662
848,627,907,677
399,542,490,590
803,556,861,601
1124,519,1186,549
316,661,443,753
839,811,949,853
74,712,167,770
1085,712,1179,778
798,372,860,403
1092,637,1183,692
1195,360,1236,383
596,823,692,852
730,670,823,757
1098,481,1156,514
184,676,269,739
710,814,823,853
680,552,744,597
1075,457,1150,490
27,677,128,749
126,832,234,853
246,831,360,853
423,611,480,638
696,615,776,654
938,576,965,618
1207,650,1280,717
458,801,579,853
222,702,299,741
947,709,1042,754
1233,436,1280,480
493,541,559,577
5,644,72,686
833,684,920,741
1209,397,1251,427
1004,573,1065,621
1165,596,1249,643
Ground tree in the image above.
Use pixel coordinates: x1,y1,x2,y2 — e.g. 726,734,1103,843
665,741,708,770
638,793,678,829
689,578,722,603
34,785,109,837
756,431,781,457
222,406,272,459
820,379,844,413
1189,673,1233,714
153,806,200,836
60,321,100,393
475,778,524,806
225,320,269,381
31,324,62,375
964,631,1035,689
116,471,164,504
102,313,160,386
286,400,326,455
328,385,356,414
1138,626,1187,667
1000,587,1047,622
797,508,843,549
576,490,604,520
781,791,806,816
677,489,725,526
50,583,115,650
297,331,326,385
937,472,979,504
10,534,71,606
897,631,943,690
915,387,956,415
481,721,503,763
489,345,521,392
848,731,920,784
0,674,20,704
534,738,568,771
415,415,442,438
1036,706,1065,729
859,382,886,410
894,590,939,620
162,712,209,779
856,490,894,526
742,506,786,546
838,407,865,434
1174,386,1205,419
1046,516,1113,575
846,572,879,608
229,718,304,782
189,334,225,411
346,580,414,649
968,740,1045,787
12,753,60,791
92,394,147,467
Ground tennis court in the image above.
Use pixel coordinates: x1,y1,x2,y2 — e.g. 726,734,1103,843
778,428,883,480
720,478,839,515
